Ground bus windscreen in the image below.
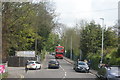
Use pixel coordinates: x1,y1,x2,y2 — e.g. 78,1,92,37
56,53,63,54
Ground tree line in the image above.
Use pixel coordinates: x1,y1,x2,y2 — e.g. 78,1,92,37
60,20,119,67
2,1,57,61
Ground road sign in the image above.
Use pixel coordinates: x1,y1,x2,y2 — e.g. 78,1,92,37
15,51,35,57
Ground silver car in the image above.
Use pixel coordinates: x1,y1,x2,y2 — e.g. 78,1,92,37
97,65,120,80
106,66,120,80
73,61,89,73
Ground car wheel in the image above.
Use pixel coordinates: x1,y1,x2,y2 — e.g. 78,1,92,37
25,68,28,70
75,69,78,72
35,66,37,70
39,66,41,69
106,77,110,80
86,70,89,73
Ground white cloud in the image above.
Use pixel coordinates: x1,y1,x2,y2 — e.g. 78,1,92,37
91,0,119,26
53,0,119,27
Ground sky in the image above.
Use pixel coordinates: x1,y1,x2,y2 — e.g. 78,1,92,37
52,0,119,27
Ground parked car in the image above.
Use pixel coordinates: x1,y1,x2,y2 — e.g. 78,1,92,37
51,52,55,55
73,61,89,73
26,61,41,70
48,59,59,69
97,65,120,80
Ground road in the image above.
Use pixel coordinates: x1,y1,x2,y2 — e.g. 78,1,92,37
23,54,97,79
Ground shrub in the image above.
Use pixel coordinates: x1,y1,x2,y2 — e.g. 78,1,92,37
87,53,101,70
2,72,8,78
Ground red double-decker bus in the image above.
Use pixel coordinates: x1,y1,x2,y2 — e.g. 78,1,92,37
55,46,64,59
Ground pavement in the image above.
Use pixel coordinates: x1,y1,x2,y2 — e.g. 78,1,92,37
7,55,46,78
7,67,25,78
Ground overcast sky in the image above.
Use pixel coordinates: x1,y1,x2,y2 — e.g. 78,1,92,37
52,0,119,27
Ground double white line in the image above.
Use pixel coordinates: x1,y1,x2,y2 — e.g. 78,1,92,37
60,65,67,80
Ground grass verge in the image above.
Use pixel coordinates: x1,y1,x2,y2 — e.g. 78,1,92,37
1,72,8,78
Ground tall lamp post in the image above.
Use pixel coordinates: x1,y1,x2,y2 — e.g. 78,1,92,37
100,18,104,64
71,36,72,60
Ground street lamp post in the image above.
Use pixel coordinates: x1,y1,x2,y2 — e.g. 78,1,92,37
71,36,72,60
100,18,104,64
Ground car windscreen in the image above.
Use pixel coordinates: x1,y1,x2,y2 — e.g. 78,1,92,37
28,62,34,64
56,47,63,49
56,53,63,54
78,62,86,65
36,62,40,64
109,67,120,74
49,61,57,64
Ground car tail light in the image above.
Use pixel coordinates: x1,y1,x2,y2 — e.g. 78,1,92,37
32,64,35,65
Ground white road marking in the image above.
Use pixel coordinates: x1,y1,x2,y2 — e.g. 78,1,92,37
19,74,24,78
65,72,67,76
60,65,67,80
21,75,24,78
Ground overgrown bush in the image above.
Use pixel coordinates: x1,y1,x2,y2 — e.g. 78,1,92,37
105,48,120,65
87,53,101,70
2,72,8,78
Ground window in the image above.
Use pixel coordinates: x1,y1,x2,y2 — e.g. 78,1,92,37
49,61,57,64
28,62,34,64
56,53,63,54
79,62,86,65
57,47,63,49
36,62,40,64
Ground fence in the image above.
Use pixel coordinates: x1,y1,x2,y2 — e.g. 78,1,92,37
8,56,37,67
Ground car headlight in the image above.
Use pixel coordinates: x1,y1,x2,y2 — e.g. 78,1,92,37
78,67,83,69
86,67,89,70
77,66,80,68
56,63,59,64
